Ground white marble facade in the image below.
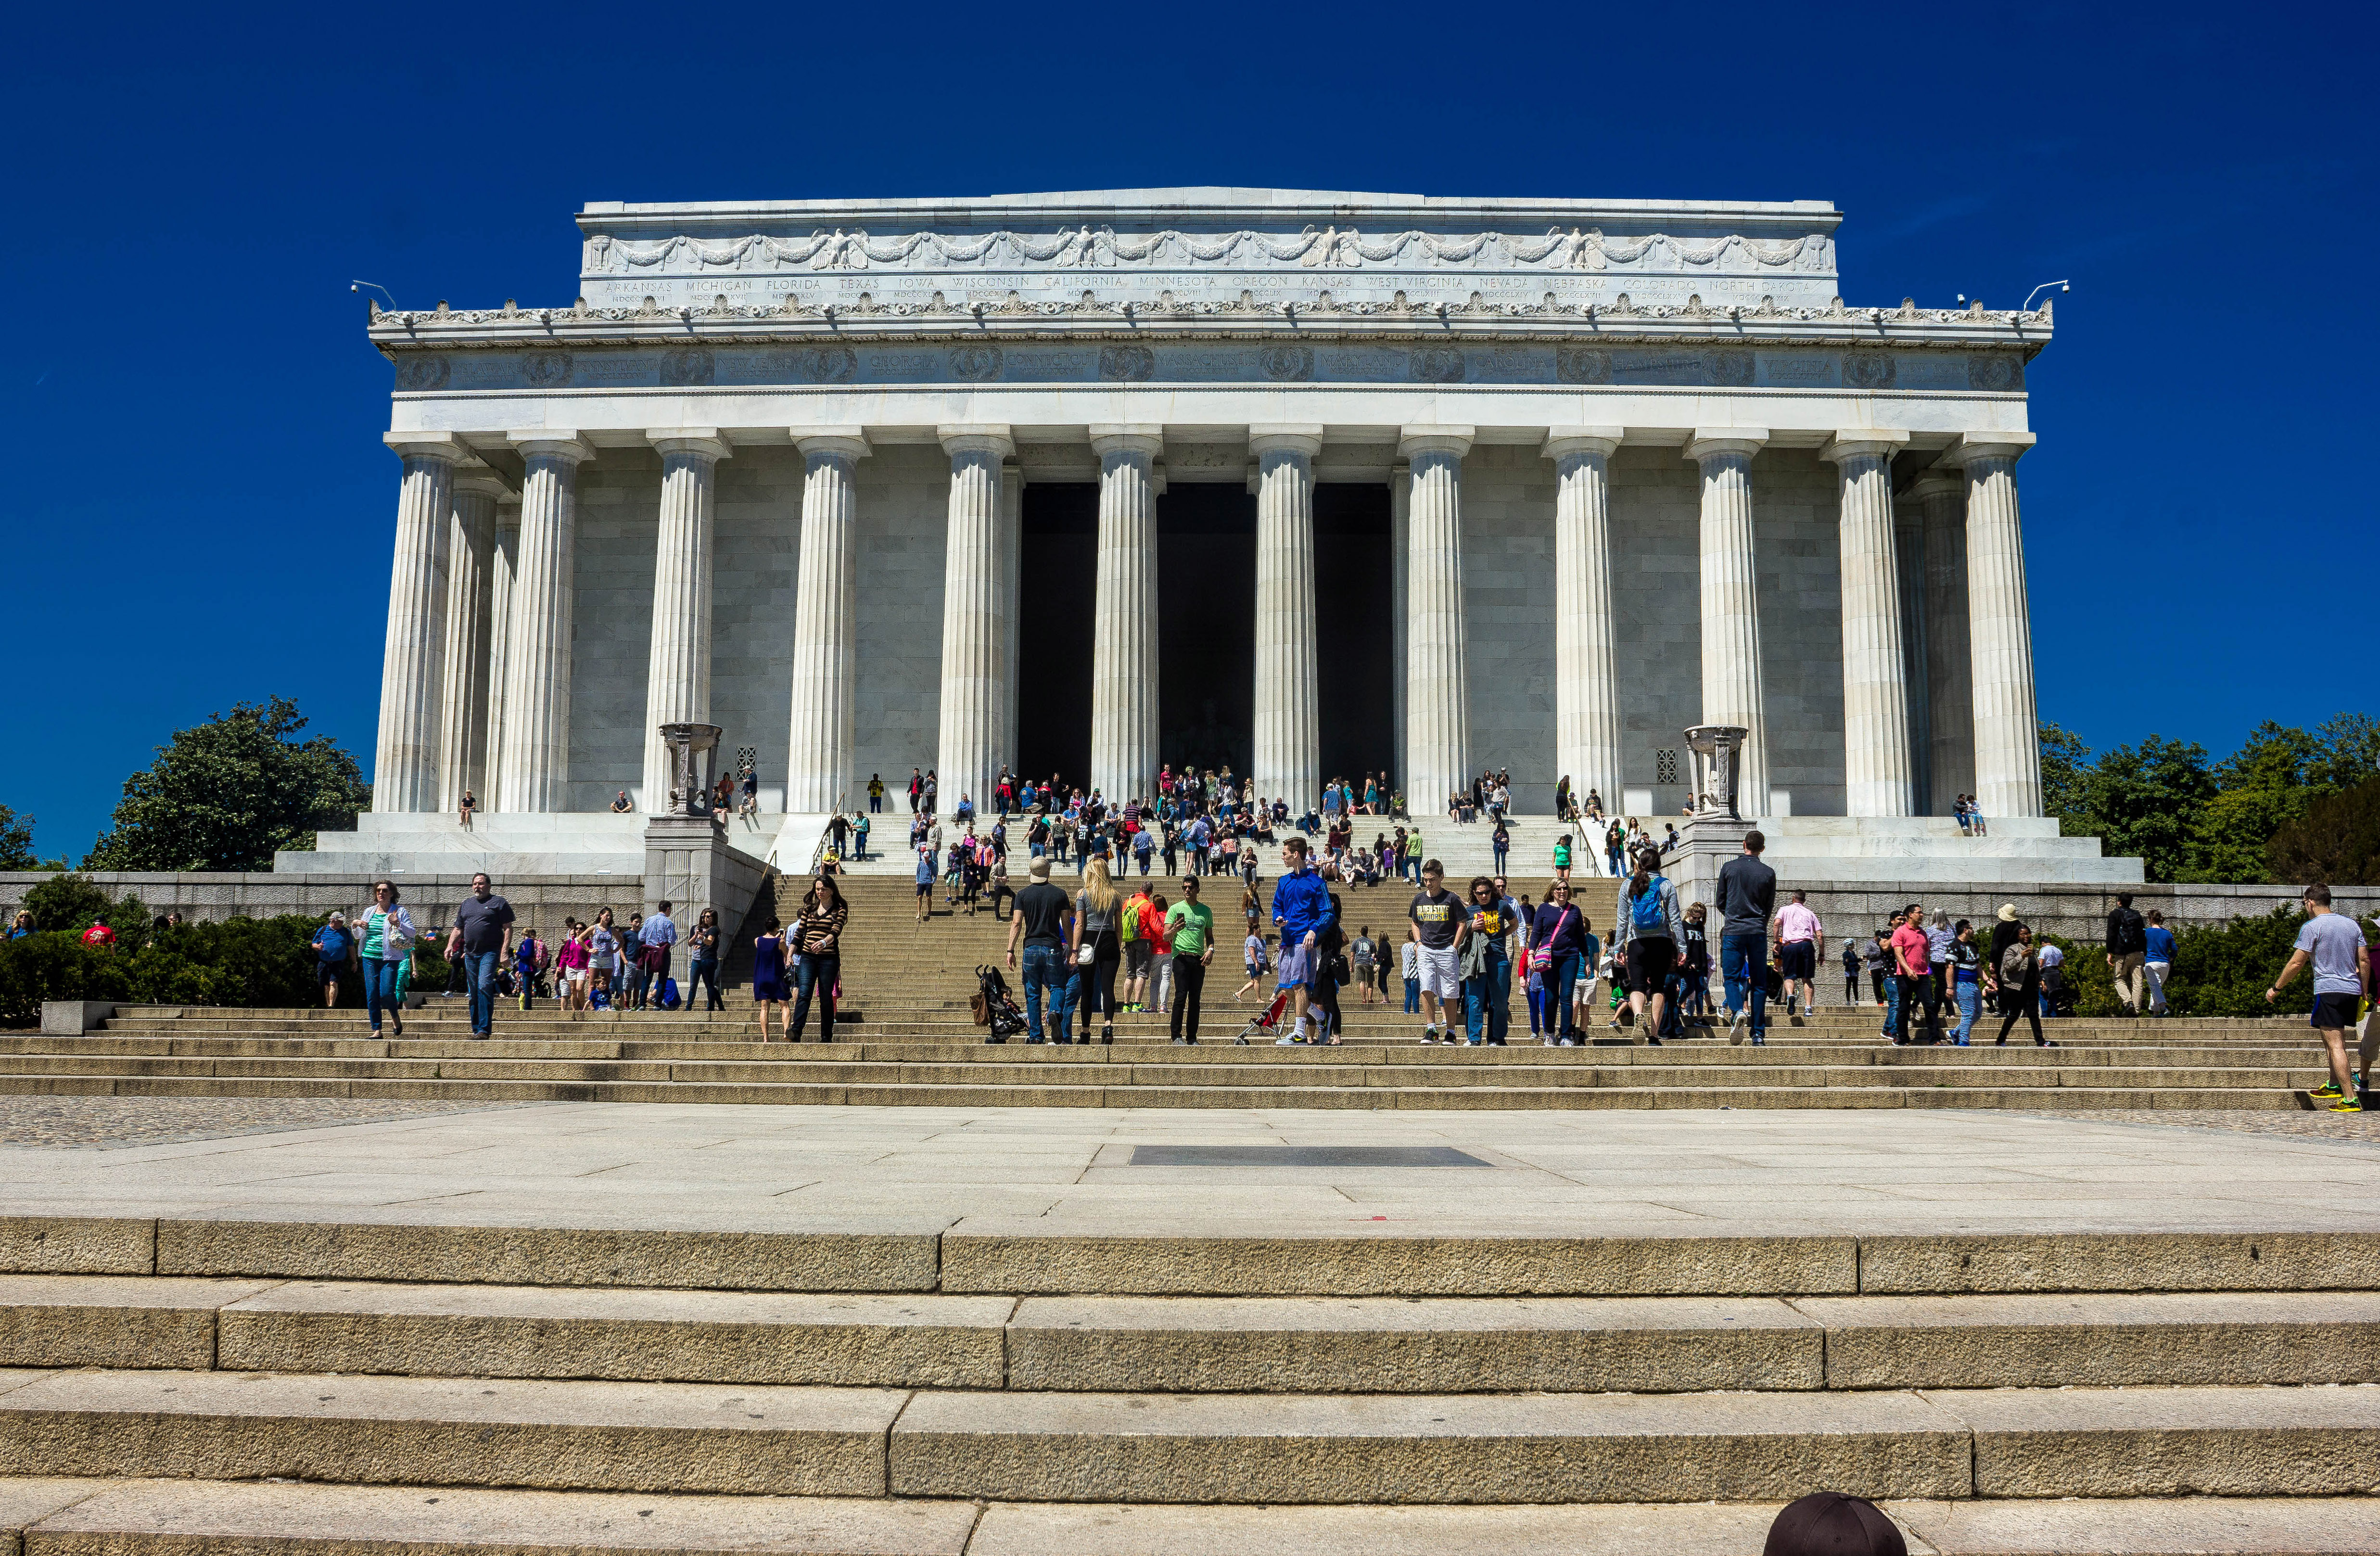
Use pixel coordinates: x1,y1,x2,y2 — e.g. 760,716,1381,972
366,188,2053,828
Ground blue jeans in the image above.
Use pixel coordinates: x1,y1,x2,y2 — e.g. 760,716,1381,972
1954,978,1979,1045
1464,951,1512,1045
1492,844,1508,872
1022,944,1072,1043
362,955,402,1032
463,950,501,1034
1883,972,1901,1035
1721,932,1769,1039
791,952,838,1041
1549,950,1584,1038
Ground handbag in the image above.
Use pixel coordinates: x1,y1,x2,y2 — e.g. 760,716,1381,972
1075,943,1097,966
1530,907,1573,976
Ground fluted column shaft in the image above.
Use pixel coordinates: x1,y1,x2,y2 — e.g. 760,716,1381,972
1687,432,1770,813
1089,427,1162,804
1548,432,1626,816
1000,465,1023,765
374,435,460,812
1251,427,1323,810
1956,435,2044,817
936,426,1015,815
1400,429,1473,815
482,503,520,810
1917,472,1976,812
1389,465,1410,793
785,432,869,814
1824,432,1915,817
495,434,590,814
1895,502,1932,807
435,475,502,813
641,433,730,810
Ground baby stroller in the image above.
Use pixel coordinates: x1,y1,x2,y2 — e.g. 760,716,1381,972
971,964,1028,1044
1232,985,1292,1046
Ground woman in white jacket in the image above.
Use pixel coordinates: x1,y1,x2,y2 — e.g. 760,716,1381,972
355,880,418,1037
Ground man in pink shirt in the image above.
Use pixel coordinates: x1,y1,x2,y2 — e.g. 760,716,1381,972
1773,890,1825,1019
1888,904,1940,1045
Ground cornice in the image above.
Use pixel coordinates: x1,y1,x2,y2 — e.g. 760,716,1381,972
368,294,2051,357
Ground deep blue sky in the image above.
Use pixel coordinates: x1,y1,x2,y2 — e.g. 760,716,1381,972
4,1,2372,859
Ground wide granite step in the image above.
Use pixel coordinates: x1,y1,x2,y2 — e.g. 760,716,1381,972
7,1275,2373,1393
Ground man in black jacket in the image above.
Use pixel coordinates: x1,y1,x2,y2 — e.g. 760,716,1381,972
1715,830,1779,1046
2105,893,2148,1014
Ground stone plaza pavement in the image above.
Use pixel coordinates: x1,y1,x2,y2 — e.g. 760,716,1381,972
5,1102,2379,1555
5,1100,2380,1239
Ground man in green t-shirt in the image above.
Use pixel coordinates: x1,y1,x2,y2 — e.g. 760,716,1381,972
1164,875,1218,1045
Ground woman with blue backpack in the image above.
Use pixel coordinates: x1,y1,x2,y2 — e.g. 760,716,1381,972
1613,846,1685,1045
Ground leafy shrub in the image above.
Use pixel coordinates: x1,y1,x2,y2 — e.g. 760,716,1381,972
0,908,455,1027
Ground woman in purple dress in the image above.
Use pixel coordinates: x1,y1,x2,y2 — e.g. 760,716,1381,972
752,917,792,1040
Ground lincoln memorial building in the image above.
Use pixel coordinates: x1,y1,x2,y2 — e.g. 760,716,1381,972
317,188,2129,889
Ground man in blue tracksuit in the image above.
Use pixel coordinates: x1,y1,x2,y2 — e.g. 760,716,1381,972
1270,835,1339,1044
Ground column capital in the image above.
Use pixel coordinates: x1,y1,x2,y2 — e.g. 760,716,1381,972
647,429,733,463
1088,425,1164,460
790,427,871,462
506,431,593,465
1684,429,1769,464
383,432,467,463
938,424,1015,459
1944,430,2036,467
1397,425,1475,459
1248,424,1325,459
1911,470,1965,502
1820,428,1910,465
1543,428,1626,460
451,471,512,503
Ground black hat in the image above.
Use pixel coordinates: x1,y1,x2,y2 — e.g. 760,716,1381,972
1764,1492,1908,1556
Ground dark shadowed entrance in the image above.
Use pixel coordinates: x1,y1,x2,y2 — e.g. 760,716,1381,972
1315,483,1395,789
1017,484,1097,788
1157,484,1255,777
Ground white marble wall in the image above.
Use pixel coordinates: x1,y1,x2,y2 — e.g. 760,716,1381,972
1459,446,1559,813
851,446,952,803
564,452,658,811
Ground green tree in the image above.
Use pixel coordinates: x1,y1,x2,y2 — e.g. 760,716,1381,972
84,697,371,872
2265,776,2380,886
2037,721,2097,838
0,805,35,870
2078,736,2217,885
2185,717,2380,882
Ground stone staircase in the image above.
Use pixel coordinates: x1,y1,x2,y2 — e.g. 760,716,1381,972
0,878,2350,1110
0,1211,2375,1553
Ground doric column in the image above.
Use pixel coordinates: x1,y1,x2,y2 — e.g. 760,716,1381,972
1546,430,1627,817
373,433,462,812
1399,427,1474,817
1894,495,1932,809
784,429,869,814
1949,432,2043,818
1088,425,1162,805
1916,471,1976,812
494,433,592,815
936,424,1015,816
640,431,731,811
1250,424,1324,810
1389,462,1410,794
1000,463,1023,765
482,498,520,810
1821,429,1915,817
435,471,506,813
1685,430,1771,814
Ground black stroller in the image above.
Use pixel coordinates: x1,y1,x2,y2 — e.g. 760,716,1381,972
972,964,1028,1044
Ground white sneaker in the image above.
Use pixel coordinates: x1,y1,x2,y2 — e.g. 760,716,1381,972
1729,1012,1749,1046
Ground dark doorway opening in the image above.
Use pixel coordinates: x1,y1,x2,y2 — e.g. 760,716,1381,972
1017,484,1097,788
1315,483,1395,791
1158,484,1256,778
